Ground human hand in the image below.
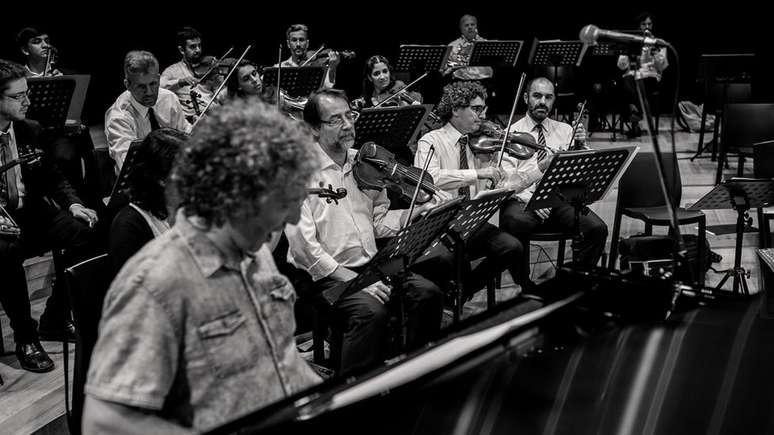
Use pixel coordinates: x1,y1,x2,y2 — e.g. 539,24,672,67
178,77,197,88
476,167,505,186
69,203,98,227
573,123,587,147
327,50,340,67
362,280,391,304
535,208,551,220
538,152,555,172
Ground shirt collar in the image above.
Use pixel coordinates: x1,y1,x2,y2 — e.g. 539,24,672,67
174,208,236,277
313,142,356,172
442,122,465,144
521,114,553,133
128,92,151,118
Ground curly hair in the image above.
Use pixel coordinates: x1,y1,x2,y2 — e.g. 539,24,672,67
0,59,27,93
172,97,318,227
126,128,186,220
435,81,487,122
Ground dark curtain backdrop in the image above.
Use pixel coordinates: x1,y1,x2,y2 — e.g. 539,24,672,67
1,1,770,124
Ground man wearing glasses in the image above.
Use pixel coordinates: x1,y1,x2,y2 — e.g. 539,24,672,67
285,89,445,374
0,59,98,373
414,80,525,300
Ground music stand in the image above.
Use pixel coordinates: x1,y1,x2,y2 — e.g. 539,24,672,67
354,105,431,159
468,40,524,67
105,140,143,211
689,178,774,294
528,39,587,84
417,188,515,322
527,146,637,263
27,76,75,129
394,45,452,73
261,66,326,98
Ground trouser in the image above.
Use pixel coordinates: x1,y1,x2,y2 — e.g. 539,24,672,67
620,76,659,121
499,198,608,268
0,201,93,343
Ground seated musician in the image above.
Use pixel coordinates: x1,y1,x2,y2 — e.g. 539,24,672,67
16,27,67,77
352,55,422,110
501,77,608,268
225,59,264,100
105,50,190,173
414,81,524,296
444,14,493,81
0,59,98,372
277,24,339,89
109,128,184,274
188,56,227,115
285,89,444,373
84,98,321,434
160,27,204,120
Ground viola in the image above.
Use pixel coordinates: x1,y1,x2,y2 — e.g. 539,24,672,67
300,47,356,67
307,184,347,204
469,120,544,160
353,142,443,204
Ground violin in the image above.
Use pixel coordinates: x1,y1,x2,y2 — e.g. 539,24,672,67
300,46,356,67
469,120,544,160
307,184,347,205
0,150,44,238
0,149,44,175
374,80,423,107
353,142,443,204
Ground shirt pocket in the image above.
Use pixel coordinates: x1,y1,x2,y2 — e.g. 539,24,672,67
260,275,298,341
197,309,257,378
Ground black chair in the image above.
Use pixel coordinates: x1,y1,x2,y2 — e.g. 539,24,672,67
63,253,112,435
696,82,752,162
716,103,774,185
754,140,774,248
608,152,707,284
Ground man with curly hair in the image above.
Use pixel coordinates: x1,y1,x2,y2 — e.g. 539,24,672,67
286,89,445,373
414,80,525,298
84,98,321,434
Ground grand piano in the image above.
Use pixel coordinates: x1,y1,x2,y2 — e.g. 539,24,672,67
206,267,774,435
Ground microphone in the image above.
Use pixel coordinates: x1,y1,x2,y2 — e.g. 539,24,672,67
579,24,667,47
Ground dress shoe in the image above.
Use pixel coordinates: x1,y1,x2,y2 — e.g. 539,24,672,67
38,320,76,343
16,342,55,373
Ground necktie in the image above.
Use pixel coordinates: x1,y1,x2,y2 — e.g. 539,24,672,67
147,107,161,132
534,123,547,161
0,134,19,210
457,135,471,199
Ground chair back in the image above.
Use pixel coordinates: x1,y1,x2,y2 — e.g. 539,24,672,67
617,152,681,209
64,253,113,435
722,103,774,153
706,83,752,110
754,140,774,178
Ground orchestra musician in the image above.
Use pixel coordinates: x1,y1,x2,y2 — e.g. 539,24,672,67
188,56,227,116
84,98,322,434
352,55,423,110
225,59,264,100
160,27,204,119
444,15,493,81
616,12,668,138
16,27,65,77
0,59,98,373
413,81,526,299
105,50,190,172
501,77,608,268
285,89,445,373
277,24,339,89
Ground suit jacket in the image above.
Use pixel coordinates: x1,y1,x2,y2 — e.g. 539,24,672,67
12,119,82,210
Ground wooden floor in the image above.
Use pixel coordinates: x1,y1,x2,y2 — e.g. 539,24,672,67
0,117,768,434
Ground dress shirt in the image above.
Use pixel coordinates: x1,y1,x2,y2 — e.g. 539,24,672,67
24,65,63,77
447,36,494,80
105,88,190,172
160,61,197,117
0,125,26,209
285,144,406,281
618,45,669,81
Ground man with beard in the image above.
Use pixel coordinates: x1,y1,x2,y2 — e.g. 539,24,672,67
501,77,608,268
277,24,339,89
106,50,190,172
444,15,493,81
160,27,204,119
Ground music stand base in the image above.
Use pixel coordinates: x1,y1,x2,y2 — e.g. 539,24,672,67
714,267,750,295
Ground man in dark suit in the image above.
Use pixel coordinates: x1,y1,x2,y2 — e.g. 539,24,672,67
0,59,98,372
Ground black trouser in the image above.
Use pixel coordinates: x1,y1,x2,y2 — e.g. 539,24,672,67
499,198,608,268
317,266,443,373
620,76,659,121
0,200,93,343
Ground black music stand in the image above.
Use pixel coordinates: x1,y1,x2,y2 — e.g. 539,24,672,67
105,140,143,211
394,45,452,73
527,147,637,264
27,76,75,129
354,105,430,161
528,39,587,86
261,66,326,98
691,53,755,162
468,40,524,68
418,188,514,322
689,178,774,294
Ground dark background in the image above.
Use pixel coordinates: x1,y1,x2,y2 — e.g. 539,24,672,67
1,2,770,124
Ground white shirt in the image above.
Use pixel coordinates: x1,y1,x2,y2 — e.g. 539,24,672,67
507,115,575,203
0,125,26,209
160,61,197,117
276,55,334,89
105,88,190,172
285,144,407,282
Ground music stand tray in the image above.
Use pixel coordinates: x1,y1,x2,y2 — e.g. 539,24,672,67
528,39,588,68
354,105,431,154
262,66,326,98
27,74,90,128
394,45,452,73
527,146,638,262
105,139,143,210
689,178,774,294
468,40,524,67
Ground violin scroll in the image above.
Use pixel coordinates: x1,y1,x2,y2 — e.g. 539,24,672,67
308,184,347,204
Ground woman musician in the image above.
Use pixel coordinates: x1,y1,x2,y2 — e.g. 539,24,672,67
352,55,423,110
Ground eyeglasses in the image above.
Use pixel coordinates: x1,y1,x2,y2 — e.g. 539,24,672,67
469,105,487,116
2,90,31,102
321,110,359,127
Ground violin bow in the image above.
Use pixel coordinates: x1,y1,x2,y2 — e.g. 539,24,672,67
405,144,435,230
372,72,428,109
496,72,527,168
190,47,234,88
276,44,283,112
568,100,588,150
190,45,251,131
299,44,326,67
